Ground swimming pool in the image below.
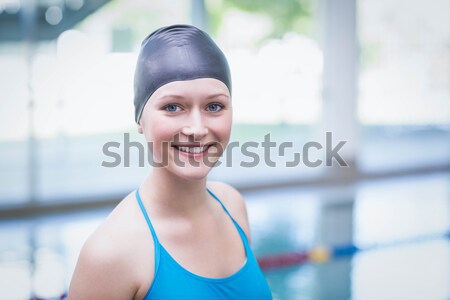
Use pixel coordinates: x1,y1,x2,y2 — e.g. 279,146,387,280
0,172,448,300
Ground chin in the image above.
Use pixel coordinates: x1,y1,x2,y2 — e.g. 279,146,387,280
167,152,221,181
172,166,212,181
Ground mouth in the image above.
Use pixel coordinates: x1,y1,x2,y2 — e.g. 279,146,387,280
171,143,214,156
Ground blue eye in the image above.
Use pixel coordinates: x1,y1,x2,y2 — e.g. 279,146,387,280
207,103,223,112
165,104,180,112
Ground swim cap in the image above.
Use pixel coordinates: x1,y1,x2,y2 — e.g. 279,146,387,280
133,24,232,123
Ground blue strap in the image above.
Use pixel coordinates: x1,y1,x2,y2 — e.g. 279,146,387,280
135,188,161,276
136,187,249,279
206,188,250,249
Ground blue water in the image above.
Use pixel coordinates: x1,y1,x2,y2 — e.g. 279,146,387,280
0,172,449,300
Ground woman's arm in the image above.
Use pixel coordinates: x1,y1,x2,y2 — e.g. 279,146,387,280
68,223,140,300
68,199,149,300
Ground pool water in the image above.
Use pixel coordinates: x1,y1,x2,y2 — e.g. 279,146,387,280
0,172,449,300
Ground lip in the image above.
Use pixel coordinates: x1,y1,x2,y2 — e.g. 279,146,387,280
171,143,214,158
171,142,213,147
171,141,217,149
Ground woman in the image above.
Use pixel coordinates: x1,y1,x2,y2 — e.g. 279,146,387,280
69,24,272,300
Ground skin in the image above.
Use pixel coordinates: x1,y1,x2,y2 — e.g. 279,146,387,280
68,78,252,300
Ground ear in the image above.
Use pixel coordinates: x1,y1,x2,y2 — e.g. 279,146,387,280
137,123,143,134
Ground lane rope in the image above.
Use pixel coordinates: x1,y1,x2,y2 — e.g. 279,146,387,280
257,230,450,270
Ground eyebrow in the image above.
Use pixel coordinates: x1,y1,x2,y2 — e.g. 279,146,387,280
154,94,184,102
154,93,230,102
206,93,231,100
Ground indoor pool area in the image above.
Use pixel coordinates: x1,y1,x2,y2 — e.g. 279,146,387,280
1,0,449,299
0,172,448,300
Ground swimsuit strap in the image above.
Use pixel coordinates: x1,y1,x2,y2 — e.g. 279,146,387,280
136,187,249,277
206,188,250,249
135,188,161,274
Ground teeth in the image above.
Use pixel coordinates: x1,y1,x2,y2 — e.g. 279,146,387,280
177,146,208,154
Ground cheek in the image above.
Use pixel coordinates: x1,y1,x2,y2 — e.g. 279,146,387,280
143,121,178,161
213,114,232,143
143,118,178,143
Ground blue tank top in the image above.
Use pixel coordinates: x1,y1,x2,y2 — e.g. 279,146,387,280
135,188,272,300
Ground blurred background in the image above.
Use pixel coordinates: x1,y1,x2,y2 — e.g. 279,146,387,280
0,0,449,299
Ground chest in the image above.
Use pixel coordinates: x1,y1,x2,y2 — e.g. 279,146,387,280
157,211,247,278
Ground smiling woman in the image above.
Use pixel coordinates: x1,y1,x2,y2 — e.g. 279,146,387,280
68,24,272,300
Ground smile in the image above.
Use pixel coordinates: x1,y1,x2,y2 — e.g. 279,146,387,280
171,144,214,157
175,146,209,154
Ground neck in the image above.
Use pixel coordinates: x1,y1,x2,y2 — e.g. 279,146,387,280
140,168,209,217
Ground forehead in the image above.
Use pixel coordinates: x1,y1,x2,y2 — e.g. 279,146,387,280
150,78,231,102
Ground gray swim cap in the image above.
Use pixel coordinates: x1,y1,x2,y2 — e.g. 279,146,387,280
133,24,232,123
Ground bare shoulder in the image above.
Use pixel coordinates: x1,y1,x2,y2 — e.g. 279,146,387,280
69,192,154,300
207,181,252,243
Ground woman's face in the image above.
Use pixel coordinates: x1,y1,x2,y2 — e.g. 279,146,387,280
138,78,232,181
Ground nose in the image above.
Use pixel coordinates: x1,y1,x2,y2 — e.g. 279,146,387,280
181,111,208,140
